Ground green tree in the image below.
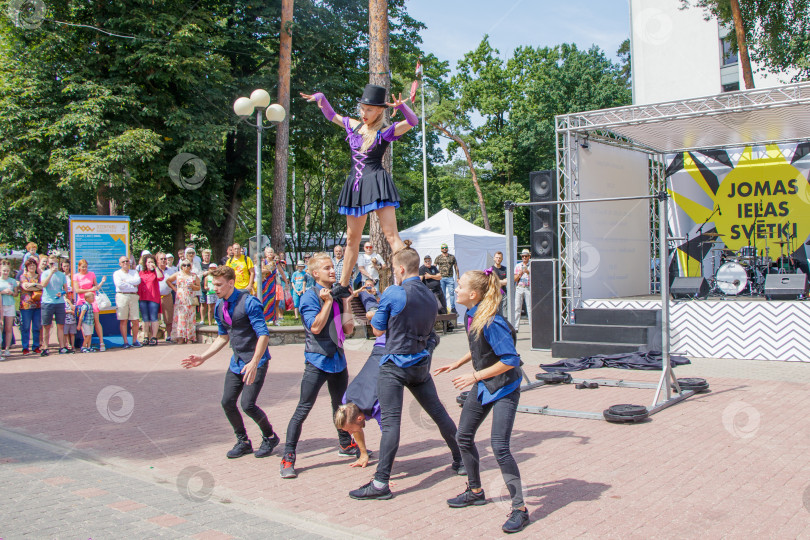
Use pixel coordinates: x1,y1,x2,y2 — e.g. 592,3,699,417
427,39,631,244
682,0,810,81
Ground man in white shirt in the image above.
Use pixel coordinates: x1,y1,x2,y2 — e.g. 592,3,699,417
358,242,387,287
514,249,532,332
113,256,142,348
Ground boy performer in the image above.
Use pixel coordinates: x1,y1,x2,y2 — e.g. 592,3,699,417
280,253,357,479
180,266,280,459
349,241,464,500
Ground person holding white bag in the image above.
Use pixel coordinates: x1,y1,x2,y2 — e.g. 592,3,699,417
73,259,107,351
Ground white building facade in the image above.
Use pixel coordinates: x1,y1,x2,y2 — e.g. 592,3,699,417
629,0,795,105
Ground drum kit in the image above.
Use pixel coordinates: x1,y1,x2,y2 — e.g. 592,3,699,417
700,232,799,297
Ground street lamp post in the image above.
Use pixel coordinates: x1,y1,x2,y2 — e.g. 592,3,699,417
233,89,286,299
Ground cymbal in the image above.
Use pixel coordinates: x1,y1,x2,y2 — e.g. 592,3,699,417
700,240,723,245
703,232,725,237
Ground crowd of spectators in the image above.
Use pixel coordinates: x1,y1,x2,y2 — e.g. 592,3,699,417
0,239,534,359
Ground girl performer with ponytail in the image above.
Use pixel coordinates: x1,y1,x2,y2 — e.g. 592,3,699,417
300,84,419,299
434,269,530,534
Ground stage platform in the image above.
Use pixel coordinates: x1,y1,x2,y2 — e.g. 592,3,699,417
582,296,810,362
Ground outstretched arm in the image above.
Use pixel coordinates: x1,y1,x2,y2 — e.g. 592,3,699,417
387,93,419,136
300,92,344,127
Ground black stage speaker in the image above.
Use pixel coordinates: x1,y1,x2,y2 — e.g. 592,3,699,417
764,274,808,300
530,259,558,350
529,170,558,259
670,277,710,299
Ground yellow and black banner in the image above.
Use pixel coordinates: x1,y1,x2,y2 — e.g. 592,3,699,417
665,142,810,277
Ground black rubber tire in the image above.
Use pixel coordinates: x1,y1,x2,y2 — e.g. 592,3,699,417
673,377,710,393
604,409,650,423
456,390,469,407
534,372,572,384
606,404,648,417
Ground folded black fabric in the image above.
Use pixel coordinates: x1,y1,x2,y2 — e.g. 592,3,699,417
540,350,690,373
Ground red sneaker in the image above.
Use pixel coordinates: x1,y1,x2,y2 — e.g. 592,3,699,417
33,347,41,354
22,349,30,355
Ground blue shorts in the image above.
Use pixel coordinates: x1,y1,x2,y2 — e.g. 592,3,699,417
292,291,302,308
138,300,160,322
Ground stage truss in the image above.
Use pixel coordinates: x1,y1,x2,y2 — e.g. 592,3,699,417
554,81,810,329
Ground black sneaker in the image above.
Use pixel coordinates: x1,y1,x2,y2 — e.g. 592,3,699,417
58,347,69,354
452,460,467,476
447,484,487,508
122,343,131,350
502,508,529,534
337,441,374,458
254,433,280,458
349,480,393,500
226,438,253,459
40,349,50,357
331,283,352,300
279,452,297,479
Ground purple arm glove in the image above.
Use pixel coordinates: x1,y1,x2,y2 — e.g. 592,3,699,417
395,102,419,127
312,92,336,122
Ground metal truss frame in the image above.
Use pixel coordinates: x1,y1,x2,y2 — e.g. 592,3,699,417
554,81,810,324
566,81,810,137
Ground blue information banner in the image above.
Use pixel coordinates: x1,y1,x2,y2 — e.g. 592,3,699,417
69,216,130,346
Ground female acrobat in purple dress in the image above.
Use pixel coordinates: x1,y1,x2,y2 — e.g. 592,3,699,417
300,84,419,298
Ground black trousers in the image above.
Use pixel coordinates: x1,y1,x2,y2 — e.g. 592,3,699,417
374,357,461,484
457,387,524,509
284,362,352,454
221,365,274,439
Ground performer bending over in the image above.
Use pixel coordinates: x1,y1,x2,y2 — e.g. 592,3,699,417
335,331,440,469
434,269,529,534
300,84,419,299
349,242,464,500
280,253,357,479
180,266,280,459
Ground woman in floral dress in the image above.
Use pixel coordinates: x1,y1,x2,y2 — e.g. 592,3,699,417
166,261,199,343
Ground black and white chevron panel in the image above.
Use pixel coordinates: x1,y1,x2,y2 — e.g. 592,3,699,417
583,298,810,362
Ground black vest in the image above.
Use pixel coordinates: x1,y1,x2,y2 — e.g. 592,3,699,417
385,279,437,356
217,290,262,363
303,287,343,358
466,314,521,394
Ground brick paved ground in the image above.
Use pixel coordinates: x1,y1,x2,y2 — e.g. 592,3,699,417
1,326,810,538
0,430,347,539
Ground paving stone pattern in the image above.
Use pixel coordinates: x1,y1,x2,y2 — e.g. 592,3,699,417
1,327,810,538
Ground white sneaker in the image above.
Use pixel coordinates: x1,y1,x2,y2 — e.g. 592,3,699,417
2,349,10,356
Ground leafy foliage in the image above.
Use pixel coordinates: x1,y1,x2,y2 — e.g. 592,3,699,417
682,0,810,80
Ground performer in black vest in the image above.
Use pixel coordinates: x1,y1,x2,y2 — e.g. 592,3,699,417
335,330,440,469
434,269,529,534
280,253,356,479
349,241,464,500
180,265,280,460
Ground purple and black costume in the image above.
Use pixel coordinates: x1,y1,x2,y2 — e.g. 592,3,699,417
337,119,403,217
311,90,418,218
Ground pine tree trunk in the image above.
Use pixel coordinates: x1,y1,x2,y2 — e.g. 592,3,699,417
369,0,392,287
272,0,294,252
729,0,754,89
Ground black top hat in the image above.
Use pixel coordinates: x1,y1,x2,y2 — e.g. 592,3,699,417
358,84,388,107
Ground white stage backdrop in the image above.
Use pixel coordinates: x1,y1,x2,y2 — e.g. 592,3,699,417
578,141,651,300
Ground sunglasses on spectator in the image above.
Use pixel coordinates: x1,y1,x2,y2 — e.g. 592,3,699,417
522,254,530,257
364,246,373,250
181,263,191,267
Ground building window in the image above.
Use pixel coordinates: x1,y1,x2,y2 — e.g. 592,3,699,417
720,36,738,66
722,82,740,92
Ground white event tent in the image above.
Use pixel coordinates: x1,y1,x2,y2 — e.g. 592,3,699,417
399,208,517,278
